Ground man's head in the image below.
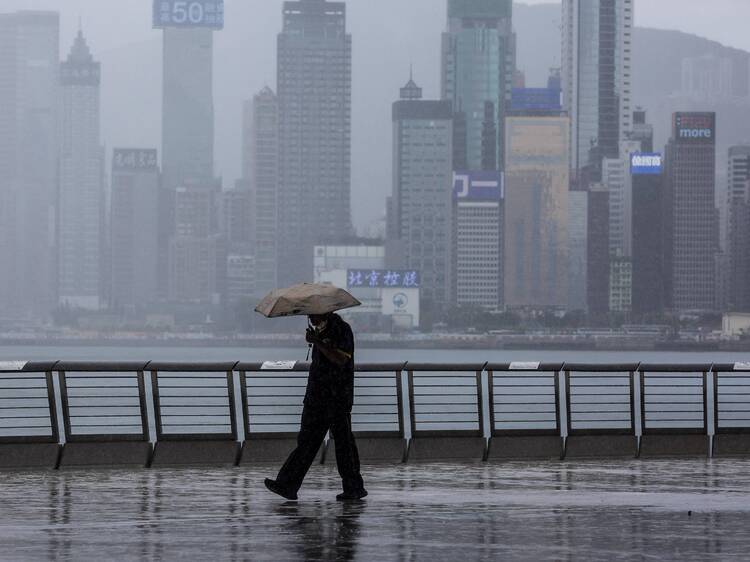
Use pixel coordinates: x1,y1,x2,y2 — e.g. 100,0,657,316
308,313,332,330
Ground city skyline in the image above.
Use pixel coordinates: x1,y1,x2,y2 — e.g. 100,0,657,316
0,0,747,231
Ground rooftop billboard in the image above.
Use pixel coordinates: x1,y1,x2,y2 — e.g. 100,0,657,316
153,1,224,29
453,171,504,201
630,152,663,175
673,112,715,145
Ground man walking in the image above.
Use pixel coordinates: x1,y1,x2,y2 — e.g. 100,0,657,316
265,312,367,501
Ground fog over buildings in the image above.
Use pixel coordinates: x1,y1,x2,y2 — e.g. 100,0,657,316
0,0,750,336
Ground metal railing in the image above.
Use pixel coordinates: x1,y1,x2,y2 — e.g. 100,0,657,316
3,360,750,465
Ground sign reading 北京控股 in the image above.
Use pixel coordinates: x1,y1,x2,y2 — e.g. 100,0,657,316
674,112,715,145
630,153,663,175
346,270,420,289
153,0,224,29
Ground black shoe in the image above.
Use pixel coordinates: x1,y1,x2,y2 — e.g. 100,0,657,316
265,478,298,501
336,489,368,501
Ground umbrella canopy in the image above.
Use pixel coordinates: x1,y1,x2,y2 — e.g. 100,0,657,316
255,283,361,318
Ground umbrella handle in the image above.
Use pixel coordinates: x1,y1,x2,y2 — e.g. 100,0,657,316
306,344,312,361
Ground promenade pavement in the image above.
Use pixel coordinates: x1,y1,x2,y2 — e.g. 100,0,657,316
1,459,750,560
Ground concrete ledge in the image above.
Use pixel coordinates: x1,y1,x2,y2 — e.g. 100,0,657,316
486,436,563,461
639,434,709,457
713,434,750,457
406,436,486,463
325,437,406,464
0,443,60,470
151,440,240,467
564,435,638,459
59,442,152,469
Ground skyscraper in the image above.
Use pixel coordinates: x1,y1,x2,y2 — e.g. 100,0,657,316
160,27,215,191
631,151,665,315
58,31,104,310
154,2,223,301
110,149,160,310
562,0,633,176
277,0,352,287
504,115,570,309
587,183,610,316
727,145,750,311
0,11,59,319
244,87,279,297
664,112,718,313
452,171,504,309
391,78,453,307
442,0,515,171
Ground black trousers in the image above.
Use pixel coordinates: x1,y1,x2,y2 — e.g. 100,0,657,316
276,403,365,494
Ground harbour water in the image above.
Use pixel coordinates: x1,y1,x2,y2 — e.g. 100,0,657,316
2,344,750,364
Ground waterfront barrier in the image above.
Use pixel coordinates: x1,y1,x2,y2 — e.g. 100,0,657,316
1,360,750,469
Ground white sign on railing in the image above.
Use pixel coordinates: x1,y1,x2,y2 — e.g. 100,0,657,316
734,362,750,371
260,361,297,371
0,360,27,371
509,361,540,371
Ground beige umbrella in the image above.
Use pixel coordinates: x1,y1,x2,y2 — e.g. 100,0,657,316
255,283,361,318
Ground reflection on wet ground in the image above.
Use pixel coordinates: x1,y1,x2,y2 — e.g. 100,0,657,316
2,459,750,560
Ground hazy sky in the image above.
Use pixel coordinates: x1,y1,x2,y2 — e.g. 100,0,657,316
3,0,750,230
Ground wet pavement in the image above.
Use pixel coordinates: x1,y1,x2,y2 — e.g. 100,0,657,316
2,459,750,561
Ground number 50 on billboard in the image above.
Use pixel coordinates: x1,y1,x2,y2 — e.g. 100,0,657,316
153,1,224,30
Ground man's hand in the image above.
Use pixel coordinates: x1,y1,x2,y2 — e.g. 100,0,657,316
305,328,318,345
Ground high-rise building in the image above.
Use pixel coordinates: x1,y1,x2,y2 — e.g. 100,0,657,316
58,31,104,310
568,187,588,311
604,140,640,259
452,171,504,309
243,87,279,297
390,78,453,306
155,2,223,301
0,11,59,319
664,112,718,313
167,181,224,304
631,151,665,315
277,0,352,287
110,149,160,310
504,115,570,309
727,145,750,311
160,27,215,191
562,0,633,176
442,0,515,171
587,183,610,316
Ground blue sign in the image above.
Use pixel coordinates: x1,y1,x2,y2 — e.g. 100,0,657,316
153,1,224,29
347,270,420,289
453,171,504,201
511,88,562,112
630,153,663,175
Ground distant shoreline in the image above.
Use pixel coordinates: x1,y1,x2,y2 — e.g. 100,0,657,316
0,336,744,352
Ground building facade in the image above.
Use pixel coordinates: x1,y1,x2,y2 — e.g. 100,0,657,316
110,149,160,310
452,171,504,309
277,0,352,287
727,145,750,311
160,27,215,191
568,188,588,311
504,115,570,309
562,0,633,175
587,183,610,316
0,11,59,319
58,31,104,310
390,79,453,307
664,112,718,313
244,87,279,297
442,0,514,171
631,151,665,316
